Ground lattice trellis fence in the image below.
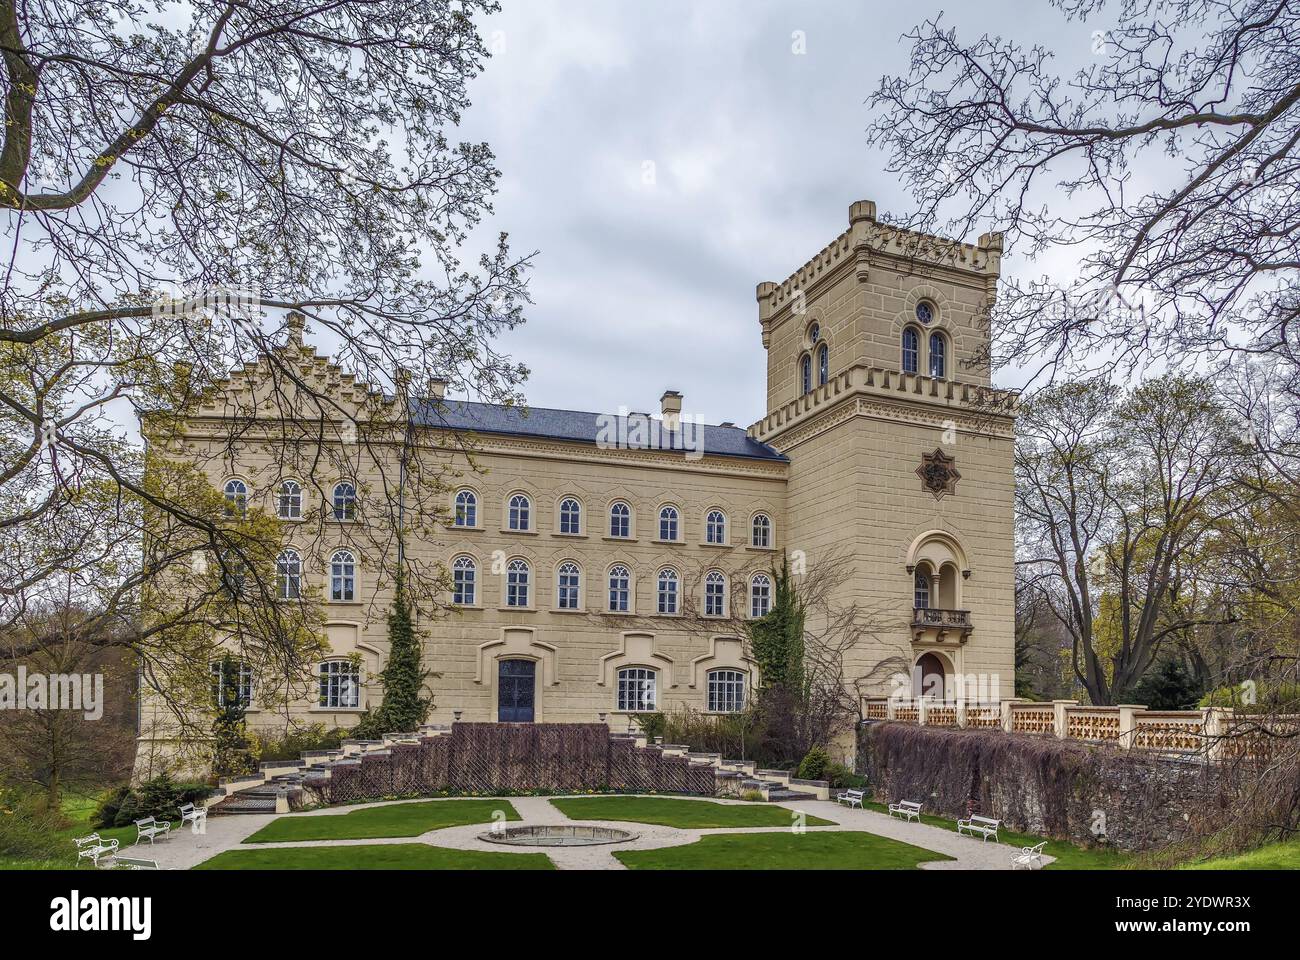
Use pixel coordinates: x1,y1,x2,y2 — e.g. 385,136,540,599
323,723,716,805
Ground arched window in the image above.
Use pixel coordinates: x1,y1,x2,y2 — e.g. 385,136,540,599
319,660,360,709
332,482,357,521
928,332,947,379
223,479,248,518
452,556,477,605
914,570,931,609
609,501,631,539
658,505,679,542
705,510,727,545
508,494,531,531
331,550,356,602
210,660,253,707
556,561,581,609
657,568,679,614
708,669,746,713
902,327,920,374
818,343,829,386
751,514,772,549
750,573,772,618
559,497,581,535
801,354,812,394
608,564,631,613
220,550,246,597
506,558,530,607
454,490,477,527
705,571,727,617
277,480,302,520
276,549,302,600
617,667,657,712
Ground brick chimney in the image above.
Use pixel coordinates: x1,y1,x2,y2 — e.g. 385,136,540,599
660,390,683,431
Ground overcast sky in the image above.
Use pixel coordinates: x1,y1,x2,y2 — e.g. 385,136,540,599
455,0,1089,426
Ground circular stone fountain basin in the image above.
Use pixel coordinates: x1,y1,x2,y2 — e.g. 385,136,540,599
479,824,639,847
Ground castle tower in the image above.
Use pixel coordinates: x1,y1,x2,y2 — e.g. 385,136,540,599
748,201,1016,705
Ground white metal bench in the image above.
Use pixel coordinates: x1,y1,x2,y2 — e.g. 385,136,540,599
75,833,120,867
133,816,171,845
179,803,207,831
957,814,1001,841
113,856,160,870
1012,841,1048,869
888,799,923,822
835,789,865,808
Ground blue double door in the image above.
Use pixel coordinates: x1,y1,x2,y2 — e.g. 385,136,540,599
497,659,536,723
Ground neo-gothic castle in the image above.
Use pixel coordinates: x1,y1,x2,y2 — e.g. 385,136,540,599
135,201,1016,774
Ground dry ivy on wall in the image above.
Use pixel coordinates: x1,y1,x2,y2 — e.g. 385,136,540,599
857,723,1236,851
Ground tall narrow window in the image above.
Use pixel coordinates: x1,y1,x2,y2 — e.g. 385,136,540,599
454,490,477,527
319,660,360,709
452,556,477,605
750,573,772,618
902,327,919,374
801,355,812,394
331,550,356,601
508,494,531,531
617,667,657,712
277,480,302,520
506,559,530,607
658,506,679,542
333,482,357,521
559,498,581,535
751,514,772,548
914,571,931,609
705,510,727,545
657,568,679,614
556,561,581,609
818,343,829,386
223,479,248,518
608,565,630,613
929,332,947,379
609,501,631,538
276,549,302,600
705,571,726,617
707,669,746,713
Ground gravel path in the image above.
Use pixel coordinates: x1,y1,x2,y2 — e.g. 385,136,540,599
132,794,1049,870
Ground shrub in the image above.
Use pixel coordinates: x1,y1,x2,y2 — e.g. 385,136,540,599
254,724,352,762
0,788,65,862
1200,680,1300,714
94,774,213,828
796,746,832,781
634,712,666,742
659,706,761,758
825,762,866,789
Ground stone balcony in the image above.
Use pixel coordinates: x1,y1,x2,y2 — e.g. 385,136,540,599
911,607,973,644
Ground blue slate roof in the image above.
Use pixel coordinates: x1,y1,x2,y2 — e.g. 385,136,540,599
411,399,787,462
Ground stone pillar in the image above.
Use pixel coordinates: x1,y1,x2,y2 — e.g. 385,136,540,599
917,697,929,725
1000,698,1024,733
1116,704,1146,750
1052,700,1079,739
1204,707,1231,761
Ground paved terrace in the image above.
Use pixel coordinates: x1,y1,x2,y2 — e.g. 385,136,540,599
126,795,1051,870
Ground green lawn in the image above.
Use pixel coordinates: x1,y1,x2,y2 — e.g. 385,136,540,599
549,795,836,829
195,842,553,870
1180,838,1300,870
243,798,520,843
861,800,1127,870
0,793,181,870
616,830,951,870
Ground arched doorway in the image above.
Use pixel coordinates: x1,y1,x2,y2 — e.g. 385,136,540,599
497,659,536,722
914,653,946,700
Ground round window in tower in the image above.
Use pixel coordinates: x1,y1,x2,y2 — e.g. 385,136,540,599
915,301,935,325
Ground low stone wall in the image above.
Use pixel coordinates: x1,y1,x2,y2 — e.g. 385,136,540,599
857,721,1238,851
317,723,718,804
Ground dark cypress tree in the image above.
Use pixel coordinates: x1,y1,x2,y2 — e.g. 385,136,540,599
354,577,434,737
210,654,257,777
746,555,805,692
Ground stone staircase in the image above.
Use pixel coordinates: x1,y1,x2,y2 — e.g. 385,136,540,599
205,725,829,815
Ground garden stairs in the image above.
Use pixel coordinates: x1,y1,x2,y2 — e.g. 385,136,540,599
205,726,829,815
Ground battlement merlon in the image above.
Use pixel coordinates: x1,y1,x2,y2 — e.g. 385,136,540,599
755,200,1004,334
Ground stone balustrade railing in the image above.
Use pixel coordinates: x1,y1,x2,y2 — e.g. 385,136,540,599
860,697,1299,761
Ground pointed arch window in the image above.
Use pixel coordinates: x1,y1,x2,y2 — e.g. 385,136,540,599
902,327,920,374
556,561,581,609
929,332,947,379
658,505,679,542
914,570,931,609
705,510,727,545
801,355,812,394
223,479,248,518
657,568,679,614
818,343,829,386
508,494,531,532
559,497,582,535
608,565,631,613
609,501,631,539
506,558,530,607
452,556,477,605
331,550,356,601
332,482,357,521
277,480,302,520
750,573,772,618
277,549,302,600
454,490,477,527
751,514,772,549
705,571,727,617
